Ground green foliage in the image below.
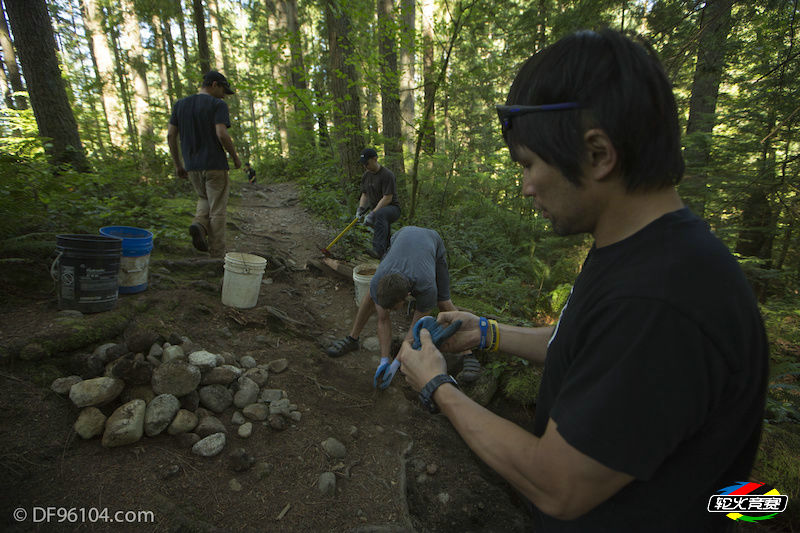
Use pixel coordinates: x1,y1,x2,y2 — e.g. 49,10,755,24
753,424,800,530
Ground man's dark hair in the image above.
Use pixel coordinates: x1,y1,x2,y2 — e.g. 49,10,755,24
376,273,411,309
504,29,684,191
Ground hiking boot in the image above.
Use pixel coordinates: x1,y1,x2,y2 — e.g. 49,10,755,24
189,223,209,252
458,353,482,383
326,336,359,358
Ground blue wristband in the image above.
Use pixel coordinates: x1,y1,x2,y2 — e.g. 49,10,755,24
478,317,488,350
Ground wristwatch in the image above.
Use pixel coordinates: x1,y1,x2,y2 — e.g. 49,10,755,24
419,374,459,414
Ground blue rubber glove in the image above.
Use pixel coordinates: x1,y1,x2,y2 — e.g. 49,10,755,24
364,212,376,227
412,316,463,350
374,357,401,389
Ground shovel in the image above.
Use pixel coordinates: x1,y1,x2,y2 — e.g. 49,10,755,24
321,217,359,256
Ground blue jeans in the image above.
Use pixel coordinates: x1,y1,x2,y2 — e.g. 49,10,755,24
371,205,400,256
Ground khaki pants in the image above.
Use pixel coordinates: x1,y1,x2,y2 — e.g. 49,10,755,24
188,169,229,257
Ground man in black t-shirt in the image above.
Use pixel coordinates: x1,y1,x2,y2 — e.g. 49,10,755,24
356,147,400,259
167,71,241,257
397,30,768,532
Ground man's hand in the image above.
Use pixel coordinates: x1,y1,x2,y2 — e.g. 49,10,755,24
435,311,482,353
175,165,188,180
232,154,242,169
356,206,368,222
397,329,447,392
412,316,462,349
364,212,376,227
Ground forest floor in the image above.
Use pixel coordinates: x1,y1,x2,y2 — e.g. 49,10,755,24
0,180,536,532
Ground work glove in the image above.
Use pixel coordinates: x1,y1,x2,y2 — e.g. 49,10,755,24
411,316,463,350
356,206,368,222
374,357,401,390
364,212,376,227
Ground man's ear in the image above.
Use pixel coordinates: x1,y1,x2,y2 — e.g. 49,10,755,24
583,128,617,182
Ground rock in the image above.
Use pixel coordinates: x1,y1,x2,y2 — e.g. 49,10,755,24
437,492,451,505
318,472,336,495
19,342,48,361
348,426,359,439
51,375,82,395
101,399,146,447
219,327,233,339
179,390,200,411
242,403,269,421
161,464,181,480
188,350,219,371
195,407,212,419
221,352,238,366
426,464,439,475
161,345,185,363
105,343,129,362
126,330,159,354
253,462,273,480
74,407,106,439
57,309,83,318
260,389,284,403
229,478,242,492
268,414,286,431
362,337,380,352
289,411,302,422
69,353,104,379
144,394,181,437
267,358,288,374
93,343,117,362
198,384,233,413
201,366,238,386
321,438,346,459
233,377,259,408
175,432,201,448
151,361,201,396
107,356,152,385
229,448,255,472
195,416,226,437
237,422,253,438
243,367,269,387
192,432,226,457
69,377,125,408
463,371,498,407
231,411,246,425
239,355,257,369
167,332,183,345
146,355,161,367
269,398,291,416
120,384,155,404
148,343,163,358
167,409,199,435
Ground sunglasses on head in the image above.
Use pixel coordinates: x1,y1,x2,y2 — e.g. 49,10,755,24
496,103,581,135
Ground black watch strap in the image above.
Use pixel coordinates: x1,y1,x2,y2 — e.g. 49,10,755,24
419,374,458,414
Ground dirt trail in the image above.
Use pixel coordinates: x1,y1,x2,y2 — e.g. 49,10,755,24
0,180,534,532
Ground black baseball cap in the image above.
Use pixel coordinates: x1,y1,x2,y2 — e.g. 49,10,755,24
360,148,378,164
203,71,234,94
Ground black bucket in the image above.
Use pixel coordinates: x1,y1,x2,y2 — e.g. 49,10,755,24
52,234,122,313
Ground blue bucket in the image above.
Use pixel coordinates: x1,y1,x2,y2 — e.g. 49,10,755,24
99,226,154,294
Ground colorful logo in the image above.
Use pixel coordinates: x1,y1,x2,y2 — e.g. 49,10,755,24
707,481,788,522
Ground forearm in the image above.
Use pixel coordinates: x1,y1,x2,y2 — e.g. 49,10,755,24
358,193,368,208
167,134,181,168
492,324,554,364
373,194,392,212
218,132,238,159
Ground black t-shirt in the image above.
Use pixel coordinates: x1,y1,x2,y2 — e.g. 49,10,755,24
533,208,767,532
169,93,231,171
361,166,400,209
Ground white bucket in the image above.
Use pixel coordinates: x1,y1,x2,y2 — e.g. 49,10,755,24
352,263,378,306
221,252,267,309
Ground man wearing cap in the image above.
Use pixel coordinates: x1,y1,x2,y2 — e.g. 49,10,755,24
167,70,241,258
356,148,401,259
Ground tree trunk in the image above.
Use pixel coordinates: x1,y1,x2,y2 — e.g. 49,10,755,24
0,0,25,109
324,0,365,186
421,0,435,154
679,0,734,218
192,0,211,75
4,0,88,170
284,0,314,150
109,21,138,150
378,0,406,201
399,0,415,156
161,16,182,99
207,0,227,71
267,2,289,157
152,13,173,114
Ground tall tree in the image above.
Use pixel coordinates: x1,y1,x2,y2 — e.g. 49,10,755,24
0,0,25,109
283,0,314,151
378,0,405,182
421,0,435,154
324,0,365,185
192,0,211,74
207,0,228,71
4,0,88,170
267,2,289,156
399,0,415,156
680,0,735,218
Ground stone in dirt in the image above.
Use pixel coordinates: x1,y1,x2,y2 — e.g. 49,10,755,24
233,377,259,408
69,377,125,408
121,384,155,404
243,367,269,387
242,403,268,421
101,399,146,447
198,384,233,413
267,414,286,431
196,415,226,437
168,409,199,435
322,437,347,459
188,350,219,371
69,353,105,379
144,394,181,437
318,472,336,495
237,422,253,438
93,343,117,362
267,358,289,374
192,432,226,457
202,366,239,386
74,407,106,439
260,389,284,403
239,355,256,369
152,360,201,396
229,448,255,472
179,390,200,411
161,345,185,363
125,330,160,354
51,375,82,395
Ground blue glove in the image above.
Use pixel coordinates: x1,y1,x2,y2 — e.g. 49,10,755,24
374,357,401,389
412,316,463,350
364,212,376,227
356,206,368,221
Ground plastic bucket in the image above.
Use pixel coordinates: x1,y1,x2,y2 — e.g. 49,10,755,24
99,226,154,294
221,252,267,308
353,263,378,306
52,234,122,313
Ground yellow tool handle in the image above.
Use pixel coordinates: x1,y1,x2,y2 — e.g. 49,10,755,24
325,217,359,250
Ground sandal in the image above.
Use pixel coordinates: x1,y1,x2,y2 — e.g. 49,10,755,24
458,354,482,383
326,336,359,358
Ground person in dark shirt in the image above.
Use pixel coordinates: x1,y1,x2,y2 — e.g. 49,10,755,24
356,148,401,259
397,29,768,532
244,162,256,184
167,71,241,257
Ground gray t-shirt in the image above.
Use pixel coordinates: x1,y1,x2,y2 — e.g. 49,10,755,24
169,93,231,171
369,226,450,311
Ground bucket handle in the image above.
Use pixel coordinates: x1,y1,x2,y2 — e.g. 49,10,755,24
50,251,63,281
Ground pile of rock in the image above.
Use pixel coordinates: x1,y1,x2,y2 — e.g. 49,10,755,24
51,335,300,458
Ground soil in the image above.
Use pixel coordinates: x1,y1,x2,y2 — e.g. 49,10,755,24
0,180,536,532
